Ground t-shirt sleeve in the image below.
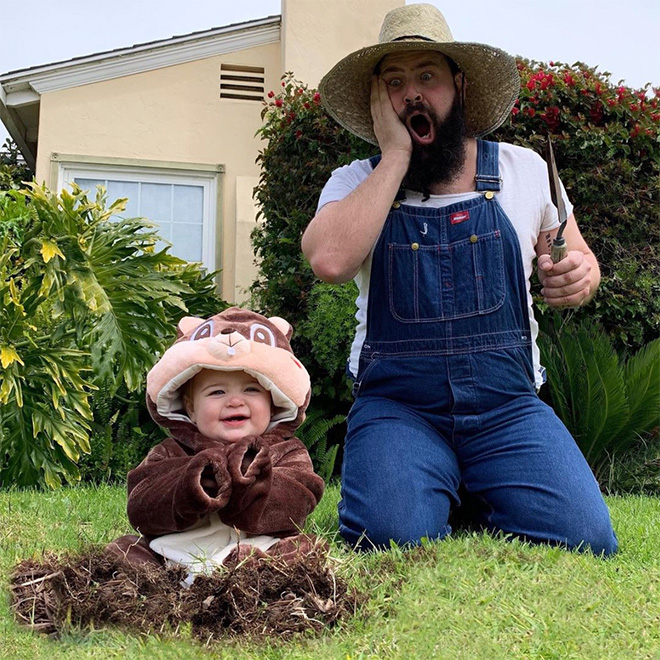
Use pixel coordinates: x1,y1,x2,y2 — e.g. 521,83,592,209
316,159,373,212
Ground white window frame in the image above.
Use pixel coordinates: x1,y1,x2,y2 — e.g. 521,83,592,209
54,154,223,272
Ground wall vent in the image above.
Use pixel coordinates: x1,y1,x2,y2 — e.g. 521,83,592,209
220,64,265,102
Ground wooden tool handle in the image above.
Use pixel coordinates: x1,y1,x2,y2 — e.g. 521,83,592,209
551,238,567,264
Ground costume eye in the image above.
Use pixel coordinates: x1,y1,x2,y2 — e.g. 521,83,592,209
250,323,275,346
190,320,214,341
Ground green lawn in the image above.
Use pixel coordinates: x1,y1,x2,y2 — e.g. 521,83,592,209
1,484,659,659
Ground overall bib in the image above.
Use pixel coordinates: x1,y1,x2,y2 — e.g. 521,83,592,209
339,140,617,555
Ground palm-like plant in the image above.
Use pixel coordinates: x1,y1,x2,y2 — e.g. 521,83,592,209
0,184,223,487
538,316,660,486
297,404,345,483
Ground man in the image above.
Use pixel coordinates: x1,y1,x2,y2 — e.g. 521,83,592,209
302,4,617,555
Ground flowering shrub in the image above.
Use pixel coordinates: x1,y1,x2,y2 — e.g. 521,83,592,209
492,60,659,349
253,62,659,409
252,74,372,407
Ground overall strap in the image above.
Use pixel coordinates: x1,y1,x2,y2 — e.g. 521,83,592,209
369,154,407,202
474,140,502,192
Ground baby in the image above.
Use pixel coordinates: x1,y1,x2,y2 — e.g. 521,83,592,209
108,307,325,576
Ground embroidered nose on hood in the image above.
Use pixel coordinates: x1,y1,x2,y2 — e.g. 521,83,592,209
146,307,310,434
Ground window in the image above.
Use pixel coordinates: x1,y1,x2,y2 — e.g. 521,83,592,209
57,159,220,270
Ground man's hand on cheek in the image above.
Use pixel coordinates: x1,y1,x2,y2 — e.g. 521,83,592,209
370,76,412,158
537,252,593,308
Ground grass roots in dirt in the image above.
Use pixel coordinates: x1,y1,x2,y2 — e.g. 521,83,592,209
10,544,365,641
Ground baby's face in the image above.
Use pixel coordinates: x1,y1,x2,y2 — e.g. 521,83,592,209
184,369,272,442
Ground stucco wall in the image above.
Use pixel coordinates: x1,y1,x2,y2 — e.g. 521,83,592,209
36,41,280,302
33,0,405,303
282,0,403,87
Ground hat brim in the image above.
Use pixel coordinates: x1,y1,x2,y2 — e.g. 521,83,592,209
319,40,520,144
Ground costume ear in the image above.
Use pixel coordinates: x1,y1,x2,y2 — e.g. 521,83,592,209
176,316,205,339
268,316,292,341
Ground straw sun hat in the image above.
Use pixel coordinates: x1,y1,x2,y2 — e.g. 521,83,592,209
319,3,520,144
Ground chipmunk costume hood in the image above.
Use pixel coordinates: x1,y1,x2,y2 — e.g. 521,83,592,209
146,307,311,442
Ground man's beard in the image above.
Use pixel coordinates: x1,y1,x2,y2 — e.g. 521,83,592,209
401,96,467,197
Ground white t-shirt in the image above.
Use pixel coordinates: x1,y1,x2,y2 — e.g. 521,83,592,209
316,141,573,390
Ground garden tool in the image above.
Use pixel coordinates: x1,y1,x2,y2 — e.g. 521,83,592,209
545,135,568,263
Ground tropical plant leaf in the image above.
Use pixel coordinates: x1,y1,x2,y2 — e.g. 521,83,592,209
621,338,660,440
0,183,227,487
538,316,659,483
297,405,345,482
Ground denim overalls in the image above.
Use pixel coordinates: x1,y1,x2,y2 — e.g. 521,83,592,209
339,140,617,555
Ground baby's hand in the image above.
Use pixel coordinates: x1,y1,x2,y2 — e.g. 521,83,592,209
227,436,271,483
200,465,220,496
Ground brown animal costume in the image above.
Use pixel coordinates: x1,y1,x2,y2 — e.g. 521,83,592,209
108,307,325,577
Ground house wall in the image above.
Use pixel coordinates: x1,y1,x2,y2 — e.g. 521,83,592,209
36,41,280,303
282,0,403,87
33,0,404,304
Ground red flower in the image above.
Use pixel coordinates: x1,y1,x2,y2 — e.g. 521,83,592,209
630,103,639,112
630,124,641,138
295,130,303,138
526,79,536,91
511,107,520,116
281,81,286,87
606,99,616,107
590,101,604,123
267,91,275,98
524,107,536,117
313,92,321,103
563,73,575,86
303,102,311,109
275,98,283,107
539,73,554,90
296,88,304,95
541,105,561,131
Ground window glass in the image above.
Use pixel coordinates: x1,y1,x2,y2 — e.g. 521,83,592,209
141,183,173,224
69,168,214,269
75,178,106,193
106,180,140,218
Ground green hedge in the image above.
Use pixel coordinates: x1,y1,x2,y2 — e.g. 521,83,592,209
251,64,659,401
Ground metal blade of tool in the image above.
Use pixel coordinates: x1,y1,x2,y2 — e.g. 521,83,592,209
545,135,568,263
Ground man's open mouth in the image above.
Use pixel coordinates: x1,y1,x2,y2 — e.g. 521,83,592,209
406,112,434,144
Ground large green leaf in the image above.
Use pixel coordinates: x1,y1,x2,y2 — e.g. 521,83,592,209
622,338,660,440
1,183,227,488
539,317,658,482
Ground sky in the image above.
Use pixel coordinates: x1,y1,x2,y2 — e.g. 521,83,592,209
1,0,658,146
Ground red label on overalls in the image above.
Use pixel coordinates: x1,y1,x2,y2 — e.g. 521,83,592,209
450,210,470,225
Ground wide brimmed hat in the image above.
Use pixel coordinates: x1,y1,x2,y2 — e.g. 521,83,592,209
319,3,520,143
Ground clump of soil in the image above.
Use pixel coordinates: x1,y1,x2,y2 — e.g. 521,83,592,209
10,543,364,641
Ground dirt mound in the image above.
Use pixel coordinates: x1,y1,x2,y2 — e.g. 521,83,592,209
10,543,363,641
